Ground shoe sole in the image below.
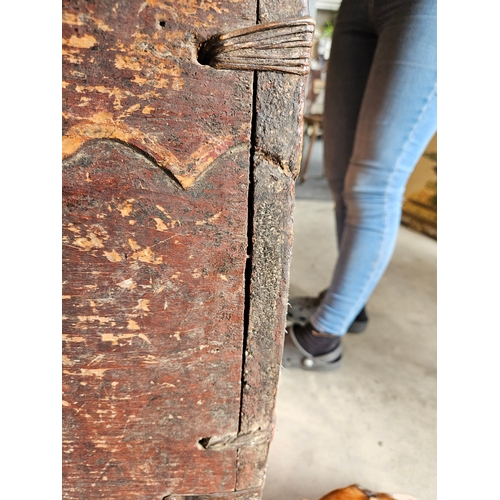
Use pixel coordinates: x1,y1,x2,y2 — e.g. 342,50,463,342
282,327,343,372
347,320,368,334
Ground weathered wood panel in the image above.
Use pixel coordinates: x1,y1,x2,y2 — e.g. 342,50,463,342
62,140,250,497
236,0,309,491
63,0,256,497
63,0,311,497
62,0,256,189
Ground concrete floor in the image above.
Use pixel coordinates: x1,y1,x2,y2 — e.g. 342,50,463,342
262,139,437,500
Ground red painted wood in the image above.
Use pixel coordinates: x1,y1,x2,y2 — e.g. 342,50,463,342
63,141,250,497
62,0,309,497
63,0,256,497
62,0,255,189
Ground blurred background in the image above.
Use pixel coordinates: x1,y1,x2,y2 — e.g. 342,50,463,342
262,4,437,499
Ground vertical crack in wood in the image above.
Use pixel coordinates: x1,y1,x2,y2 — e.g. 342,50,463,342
235,0,310,494
236,0,261,488
239,69,258,436
236,68,257,484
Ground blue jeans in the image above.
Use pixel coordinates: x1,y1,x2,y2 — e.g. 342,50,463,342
310,0,437,335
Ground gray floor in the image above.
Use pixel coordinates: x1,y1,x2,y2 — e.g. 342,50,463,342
262,138,437,500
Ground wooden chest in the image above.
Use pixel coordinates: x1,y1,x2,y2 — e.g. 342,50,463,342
62,1,312,497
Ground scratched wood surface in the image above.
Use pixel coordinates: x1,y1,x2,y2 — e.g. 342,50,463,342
62,0,255,189
63,0,255,497
63,140,250,498
62,0,309,498
235,0,309,490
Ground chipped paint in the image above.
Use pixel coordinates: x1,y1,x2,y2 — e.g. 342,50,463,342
101,333,136,345
93,439,110,447
61,0,294,495
87,354,105,366
72,233,104,251
146,0,230,14
63,121,242,189
78,97,91,107
62,355,74,366
131,75,148,85
63,34,98,49
134,299,150,312
195,213,222,225
62,11,113,31
104,249,122,262
115,54,142,71
117,278,136,289
145,77,184,90
77,315,114,325
132,247,163,264
118,103,142,118
117,200,135,217
127,319,140,331
63,49,85,64
69,368,109,378
128,239,141,251
62,335,86,343
153,218,169,231
64,223,80,234
62,0,255,197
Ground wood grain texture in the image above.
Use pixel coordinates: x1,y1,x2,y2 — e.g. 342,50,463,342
235,0,310,491
63,0,310,497
62,0,255,188
165,488,262,500
62,140,250,498
63,0,255,497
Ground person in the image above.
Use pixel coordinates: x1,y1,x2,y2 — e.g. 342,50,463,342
283,0,437,371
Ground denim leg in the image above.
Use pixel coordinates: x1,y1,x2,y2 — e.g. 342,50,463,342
311,0,437,335
323,0,376,245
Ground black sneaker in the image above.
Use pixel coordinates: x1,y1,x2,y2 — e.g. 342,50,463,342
282,322,343,371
